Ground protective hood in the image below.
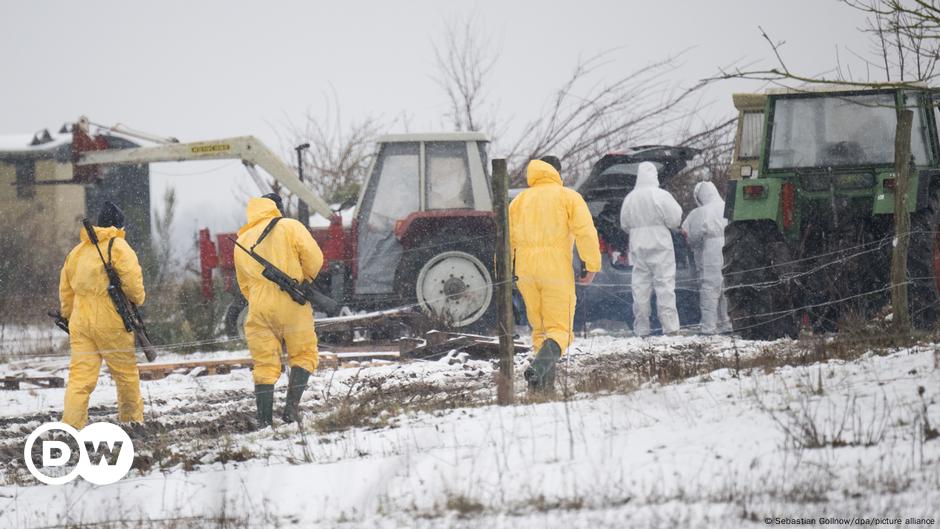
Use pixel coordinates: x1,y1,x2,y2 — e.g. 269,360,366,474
239,197,282,235
694,181,721,206
526,159,563,187
635,162,660,189
79,225,125,244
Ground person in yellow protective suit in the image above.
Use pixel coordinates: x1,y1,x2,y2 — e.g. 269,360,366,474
234,193,324,428
59,201,145,429
509,158,602,393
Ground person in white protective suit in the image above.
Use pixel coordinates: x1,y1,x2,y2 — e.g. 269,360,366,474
620,162,683,336
681,181,733,334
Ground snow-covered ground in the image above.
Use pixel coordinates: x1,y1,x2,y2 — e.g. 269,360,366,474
0,335,938,528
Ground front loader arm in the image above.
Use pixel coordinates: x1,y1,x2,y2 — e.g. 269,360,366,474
76,133,334,219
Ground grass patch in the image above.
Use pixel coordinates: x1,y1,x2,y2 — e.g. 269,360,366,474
314,377,482,433
445,493,485,518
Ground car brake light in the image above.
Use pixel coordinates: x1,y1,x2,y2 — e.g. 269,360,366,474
743,185,766,199
883,178,897,190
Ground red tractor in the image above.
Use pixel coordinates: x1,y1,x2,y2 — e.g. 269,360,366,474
190,133,498,338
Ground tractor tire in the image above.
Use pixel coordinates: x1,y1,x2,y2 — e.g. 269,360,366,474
907,184,940,328
723,221,798,340
224,299,248,340
397,237,496,334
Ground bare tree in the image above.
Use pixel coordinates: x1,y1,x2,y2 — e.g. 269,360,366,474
432,14,501,134
278,90,390,215
845,0,940,82
715,1,940,87
667,117,738,210
431,16,729,185
501,52,725,184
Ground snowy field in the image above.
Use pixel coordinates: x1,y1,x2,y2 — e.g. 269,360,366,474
0,334,938,528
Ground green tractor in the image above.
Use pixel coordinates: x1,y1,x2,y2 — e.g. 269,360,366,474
724,86,940,339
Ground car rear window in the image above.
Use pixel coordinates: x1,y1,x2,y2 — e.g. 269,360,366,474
578,161,663,200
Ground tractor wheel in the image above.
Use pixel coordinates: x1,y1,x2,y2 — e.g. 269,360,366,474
907,184,940,328
398,238,496,334
723,221,798,340
224,299,248,340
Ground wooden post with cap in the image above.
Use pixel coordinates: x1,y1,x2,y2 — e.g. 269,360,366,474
491,158,514,405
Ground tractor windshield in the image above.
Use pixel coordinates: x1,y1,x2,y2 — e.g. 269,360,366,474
767,92,930,170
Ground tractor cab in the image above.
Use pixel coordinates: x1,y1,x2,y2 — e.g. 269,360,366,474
724,85,940,338
353,133,491,299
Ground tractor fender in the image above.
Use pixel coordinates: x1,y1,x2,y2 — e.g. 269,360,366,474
727,177,782,223
394,211,495,250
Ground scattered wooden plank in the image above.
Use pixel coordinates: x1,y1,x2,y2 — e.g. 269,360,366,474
138,358,254,381
135,353,345,381
414,331,529,358
319,342,400,353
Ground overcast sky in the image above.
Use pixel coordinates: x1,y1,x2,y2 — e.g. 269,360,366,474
1,0,872,255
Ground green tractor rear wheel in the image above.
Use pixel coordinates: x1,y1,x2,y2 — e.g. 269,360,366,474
723,221,799,340
907,184,940,328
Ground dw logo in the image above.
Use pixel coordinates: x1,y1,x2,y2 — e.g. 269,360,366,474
23,422,134,485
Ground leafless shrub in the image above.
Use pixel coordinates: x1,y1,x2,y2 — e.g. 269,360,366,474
144,188,227,351
501,52,725,185
757,392,893,450
572,368,639,395
853,458,915,494
444,492,486,518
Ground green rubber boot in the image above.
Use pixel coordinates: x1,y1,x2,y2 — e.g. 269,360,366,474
524,339,561,394
254,384,274,429
281,367,311,424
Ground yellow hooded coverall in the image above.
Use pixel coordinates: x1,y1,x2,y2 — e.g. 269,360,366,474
509,160,602,352
234,198,324,384
59,226,145,429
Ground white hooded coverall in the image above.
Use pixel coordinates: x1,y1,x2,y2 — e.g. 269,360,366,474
620,162,683,336
681,181,732,334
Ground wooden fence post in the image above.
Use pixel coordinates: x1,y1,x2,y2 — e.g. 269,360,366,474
891,109,913,333
491,158,514,405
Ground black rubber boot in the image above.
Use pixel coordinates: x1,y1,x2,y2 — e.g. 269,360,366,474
254,384,274,429
281,367,311,424
524,339,561,394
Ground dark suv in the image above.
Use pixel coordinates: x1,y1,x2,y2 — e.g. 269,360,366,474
572,146,702,333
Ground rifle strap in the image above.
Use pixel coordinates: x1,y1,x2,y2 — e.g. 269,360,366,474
107,238,115,266
251,217,283,252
